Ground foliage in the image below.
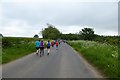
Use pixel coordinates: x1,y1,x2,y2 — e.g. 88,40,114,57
2,37,36,64
41,25,118,46
0,37,1,64
0,48,1,64
93,35,119,46
60,33,79,40
68,40,118,79
79,28,95,40
2,37,35,48
41,24,61,39
0,33,3,37
33,34,39,38
1,37,50,64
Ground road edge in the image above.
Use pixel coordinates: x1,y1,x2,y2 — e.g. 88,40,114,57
66,43,107,79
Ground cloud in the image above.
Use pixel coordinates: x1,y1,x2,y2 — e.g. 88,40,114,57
0,1,118,37
0,19,42,37
57,25,83,34
1,0,119,3
95,29,118,36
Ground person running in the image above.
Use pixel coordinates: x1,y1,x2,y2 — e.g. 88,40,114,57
51,40,54,47
59,40,60,44
56,40,59,50
46,40,51,55
40,40,44,57
35,40,40,55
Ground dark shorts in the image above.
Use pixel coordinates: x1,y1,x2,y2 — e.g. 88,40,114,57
47,46,50,49
36,47,39,50
40,47,44,50
52,45,54,47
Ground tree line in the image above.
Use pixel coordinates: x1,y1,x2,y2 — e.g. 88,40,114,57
34,24,119,46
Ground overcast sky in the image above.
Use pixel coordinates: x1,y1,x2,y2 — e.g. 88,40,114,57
0,0,119,37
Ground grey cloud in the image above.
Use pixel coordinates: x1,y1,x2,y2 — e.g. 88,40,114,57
1,2,118,36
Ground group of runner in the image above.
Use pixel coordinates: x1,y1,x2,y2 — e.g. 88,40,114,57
35,40,59,57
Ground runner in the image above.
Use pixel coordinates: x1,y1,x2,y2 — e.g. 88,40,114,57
35,40,40,55
46,40,51,55
40,40,44,57
59,40,60,44
51,40,54,47
56,40,59,50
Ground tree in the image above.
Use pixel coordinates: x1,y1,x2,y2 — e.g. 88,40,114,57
33,34,39,38
79,28,95,40
60,33,79,40
41,24,61,39
0,33,3,37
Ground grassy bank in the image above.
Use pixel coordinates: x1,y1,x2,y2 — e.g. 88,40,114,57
0,48,2,64
68,40,118,79
1,37,50,64
2,37,36,64
0,37,2,64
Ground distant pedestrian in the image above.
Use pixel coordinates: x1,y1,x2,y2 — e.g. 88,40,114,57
46,40,51,55
56,40,59,50
51,40,54,47
35,40,40,55
40,40,44,57
59,40,60,44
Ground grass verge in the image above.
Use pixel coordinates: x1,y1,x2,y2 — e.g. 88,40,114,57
0,48,2,64
2,37,37,64
1,37,50,64
2,42,36,64
68,40,118,79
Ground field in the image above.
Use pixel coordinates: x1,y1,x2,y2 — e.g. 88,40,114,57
68,40,118,78
1,37,119,79
0,37,2,64
0,48,1,64
1,37,52,64
2,37,39,64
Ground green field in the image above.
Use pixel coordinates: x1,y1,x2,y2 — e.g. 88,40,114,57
0,48,2,64
2,37,37,64
68,40,118,78
0,37,2,64
1,37,119,79
1,37,50,64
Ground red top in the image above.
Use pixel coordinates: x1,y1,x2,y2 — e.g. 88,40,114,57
51,41,54,45
56,41,58,46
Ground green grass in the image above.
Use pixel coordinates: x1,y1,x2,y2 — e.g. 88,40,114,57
2,42,36,64
1,37,37,64
0,37,2,64
68,40,118,79
1,37,51,64
0,48,2,64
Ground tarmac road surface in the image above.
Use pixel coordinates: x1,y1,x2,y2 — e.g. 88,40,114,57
2,42,103,78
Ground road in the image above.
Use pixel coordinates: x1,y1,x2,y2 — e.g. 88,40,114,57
2,42,103,78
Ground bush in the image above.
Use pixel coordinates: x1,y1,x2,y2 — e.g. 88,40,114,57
2,37,37,64
68,40,118,78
